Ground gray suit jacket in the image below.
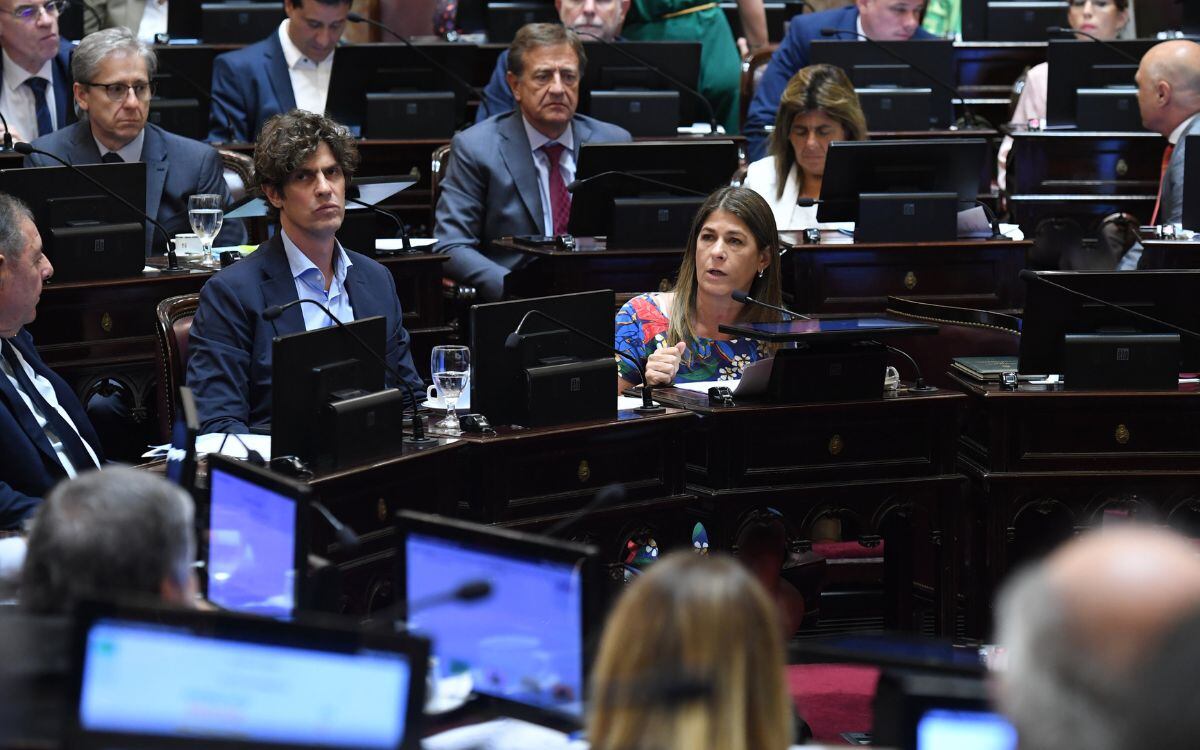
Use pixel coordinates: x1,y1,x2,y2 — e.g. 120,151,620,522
433,111,632,302
1160,115,1200,226
24,121,246,254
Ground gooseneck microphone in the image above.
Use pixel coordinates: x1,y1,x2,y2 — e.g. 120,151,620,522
820,28,983,129
573,29,720,135
14,142,187,272
345,12,483,101
311,499,360,550
567,169,707,197
346,196,414,253
1046,26,1141,63
1018,270,1200,342
367,578,494,631
261,298,436,445
543,483,626,537
505,309,666,414
885,345,933,391
0,107,13,150
970,199,1007,240
731,289,810,320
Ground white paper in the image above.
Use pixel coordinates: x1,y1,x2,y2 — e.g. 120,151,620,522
143,433,272,460
376,237,436,251
672,357,773,397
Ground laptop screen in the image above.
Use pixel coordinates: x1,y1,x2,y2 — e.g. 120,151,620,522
207,459,303,618
76,616,417,749
405,531,587,717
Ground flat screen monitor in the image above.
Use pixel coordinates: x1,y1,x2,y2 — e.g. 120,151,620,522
205,454,310,618
1184,133,1200,231
469,290,614,427
271,315,387,466
986,1,1068,41
1045,39,1158,129
151,45,227,141
0,162,147,279
325,43,479,138
816,138,989,223
581,41,703,128
165,387,199,492
485,2,558,43
395,510,600,725
809,40,956,128
69,600,428,750
917,709,1017,750
1017,270,1200,375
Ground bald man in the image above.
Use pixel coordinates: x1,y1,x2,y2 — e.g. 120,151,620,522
994,526,1200,750
1136,40,1200,227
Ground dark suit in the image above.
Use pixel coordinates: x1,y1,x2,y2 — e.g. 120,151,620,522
185,233,424,435
207,33,296,144
0,330,103,528
25,121,247,254
433,111,632,301
0,39,77,135
1158,115,1200,227
744,5,935,161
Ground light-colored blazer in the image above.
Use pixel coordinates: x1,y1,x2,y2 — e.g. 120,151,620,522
84,0,150,33
742,156,818,230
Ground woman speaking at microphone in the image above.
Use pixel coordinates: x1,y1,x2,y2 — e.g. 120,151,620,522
615,186,784,393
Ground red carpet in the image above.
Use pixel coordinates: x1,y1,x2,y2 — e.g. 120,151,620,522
788,664,880,744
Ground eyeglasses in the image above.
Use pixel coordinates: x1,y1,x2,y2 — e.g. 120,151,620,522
8,0,68,21
82,80,156,102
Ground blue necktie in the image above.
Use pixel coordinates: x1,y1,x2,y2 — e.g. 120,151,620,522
24,77,51,137
1,339,98,473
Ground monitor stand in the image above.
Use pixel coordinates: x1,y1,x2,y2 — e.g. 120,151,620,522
855,192,957,243
766,341,888,403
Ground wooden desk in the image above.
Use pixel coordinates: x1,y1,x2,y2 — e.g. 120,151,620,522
1138,239,1200,269
647,385,967,635
951,374,1200,634
1008,131,1164,233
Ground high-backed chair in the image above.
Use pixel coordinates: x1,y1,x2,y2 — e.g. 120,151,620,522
740,45,778,135
154,293,201,441
218,148,267,244
430,142,476,321
885,296,1021,389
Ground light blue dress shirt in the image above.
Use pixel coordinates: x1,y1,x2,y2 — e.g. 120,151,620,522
280,229,355,330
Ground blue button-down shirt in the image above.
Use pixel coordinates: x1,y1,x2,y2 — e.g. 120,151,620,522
280,229,355,330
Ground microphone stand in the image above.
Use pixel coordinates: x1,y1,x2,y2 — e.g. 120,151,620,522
344,12,482,102
731,290,810,320
347,196,414,253
566,169,707,197
1046,27,1141,63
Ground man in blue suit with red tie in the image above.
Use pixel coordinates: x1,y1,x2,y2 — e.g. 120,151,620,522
745,0,933,161
0,192,103,530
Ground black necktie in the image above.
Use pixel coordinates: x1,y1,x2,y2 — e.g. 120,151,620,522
101,151,123,163
1,339,98,473
24,77,51,137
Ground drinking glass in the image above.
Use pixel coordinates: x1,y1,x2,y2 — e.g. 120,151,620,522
430,345,470,432
188,194,225,267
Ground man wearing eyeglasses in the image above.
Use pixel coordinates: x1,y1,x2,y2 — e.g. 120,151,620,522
0,0,76,143
22,27,246,254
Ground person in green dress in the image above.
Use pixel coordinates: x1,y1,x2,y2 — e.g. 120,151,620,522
622,0,767,134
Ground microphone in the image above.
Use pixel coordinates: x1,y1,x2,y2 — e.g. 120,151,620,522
567,169,707,197
1018,270,1200,342
731,289,810,320
543,483,626,537
1046,26,1141,63
574,29,720,135
0,106,13,151
262,298,437,445
346,195,414,254
14,142,187,273
505,308,666,414
311,499,360,550
885,345,933,391
796,197,821,207
819,28,984,129
969,199,1007,240
345,12,483,102
153,58,239,144
366,578,493,631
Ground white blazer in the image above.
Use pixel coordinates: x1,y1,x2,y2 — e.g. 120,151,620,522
742,157,819,230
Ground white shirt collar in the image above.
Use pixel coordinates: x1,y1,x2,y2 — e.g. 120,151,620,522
277,19,331,70
93,127,145,163
522,115,574,155
856,14,865,38
280,227,353,283
1168,113,1200,146
2,50,53,95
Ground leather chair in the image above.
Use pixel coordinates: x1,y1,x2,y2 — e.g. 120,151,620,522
218,148,267,244
154,293,201,441
885,296,1021,389
430,143,477,318
739,45,778,135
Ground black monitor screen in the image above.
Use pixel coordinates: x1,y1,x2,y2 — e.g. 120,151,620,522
809,40,956,128
986,1,1068,41
582,41,703,126
1045,39,1158,128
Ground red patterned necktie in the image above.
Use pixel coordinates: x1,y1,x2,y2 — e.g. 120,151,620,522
541,142,571,236
1151,142,1175,225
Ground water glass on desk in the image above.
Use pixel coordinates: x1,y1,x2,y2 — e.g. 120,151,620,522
188,194,224,267
430,345,470,432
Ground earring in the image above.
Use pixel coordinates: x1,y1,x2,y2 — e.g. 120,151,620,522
757,269,765,279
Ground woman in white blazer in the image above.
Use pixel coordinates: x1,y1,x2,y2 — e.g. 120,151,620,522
742,64,867,231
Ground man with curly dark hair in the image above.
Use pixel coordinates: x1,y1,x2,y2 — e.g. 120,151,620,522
185,109,423,434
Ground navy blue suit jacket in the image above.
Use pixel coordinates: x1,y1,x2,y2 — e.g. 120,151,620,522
0,329,103,528
207,34,296,143
185,233,425,435
744,6,934,160
50,38,75,132
25,121,247,253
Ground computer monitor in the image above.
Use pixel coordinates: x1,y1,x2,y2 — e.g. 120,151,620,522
271,315,397,471
0,162,147,280
581,41,703,133
395,510,601,725
205,454,310,618
1184,133,1200,231
917,709,1018,750
1045,39,1158,130
469,290,615,428
325,44,479,138
69,599,428,750
1018,270,1200,384
569,139,738,246
165,387,199,493
816,139,989,237
485,1,558,43
809,40,957,129
986,1,1069,41
150,45,226,141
